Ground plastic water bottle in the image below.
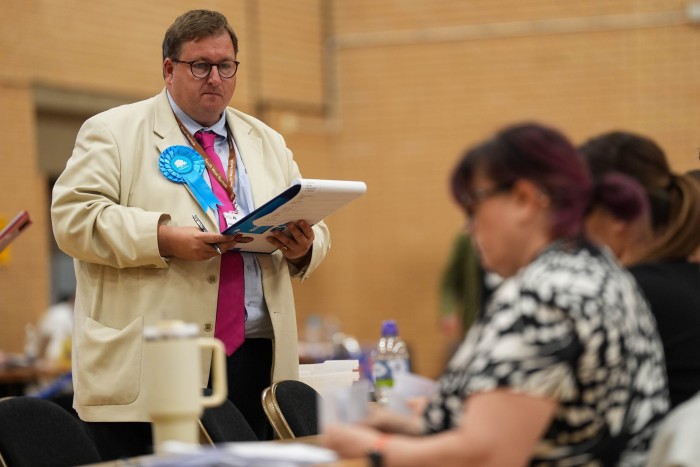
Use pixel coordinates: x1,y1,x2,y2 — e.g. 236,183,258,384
372,320,410,404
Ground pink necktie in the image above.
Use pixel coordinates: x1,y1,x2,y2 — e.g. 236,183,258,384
194,130,245,356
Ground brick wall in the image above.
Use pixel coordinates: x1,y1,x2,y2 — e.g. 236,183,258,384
1,0,698,378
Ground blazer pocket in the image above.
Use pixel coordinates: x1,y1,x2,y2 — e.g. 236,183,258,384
76,316,143,406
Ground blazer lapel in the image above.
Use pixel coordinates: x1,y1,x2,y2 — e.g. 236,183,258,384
154,89,188,153
152,89,217,222
227,110,267,209
153,95,268,225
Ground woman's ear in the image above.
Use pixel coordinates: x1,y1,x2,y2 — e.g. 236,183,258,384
585,208,631,260
507,180,554,235
511,179,550,216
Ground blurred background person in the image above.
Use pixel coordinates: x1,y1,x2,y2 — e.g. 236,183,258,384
438,233,482,343
438,233,499,359
20,293,75,412
580,131,700,409
325,123,668,466
35,293,74,368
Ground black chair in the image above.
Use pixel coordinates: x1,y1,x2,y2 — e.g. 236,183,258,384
261,380,320,439
0,396,101,467
199,391,258,444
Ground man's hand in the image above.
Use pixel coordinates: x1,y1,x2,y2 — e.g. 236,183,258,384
158,225,244,260
266,220,315,267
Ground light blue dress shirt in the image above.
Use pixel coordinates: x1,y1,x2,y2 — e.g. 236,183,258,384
167,92,273,338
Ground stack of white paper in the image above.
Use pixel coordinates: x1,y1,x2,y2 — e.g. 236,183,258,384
143,441,338,466
298,360,360,395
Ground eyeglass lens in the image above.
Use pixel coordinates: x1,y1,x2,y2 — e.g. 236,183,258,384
189,60,238,79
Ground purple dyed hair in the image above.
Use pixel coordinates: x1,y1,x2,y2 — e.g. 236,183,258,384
451,122,593,238
592,172,649,222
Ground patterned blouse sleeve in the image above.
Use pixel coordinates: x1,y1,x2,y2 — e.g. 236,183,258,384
463,286,583,402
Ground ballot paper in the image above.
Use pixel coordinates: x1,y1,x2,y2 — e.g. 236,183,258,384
142,440,338,466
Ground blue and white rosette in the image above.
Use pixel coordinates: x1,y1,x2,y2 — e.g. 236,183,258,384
159,145,221,213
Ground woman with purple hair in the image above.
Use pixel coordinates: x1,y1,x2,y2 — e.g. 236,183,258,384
325,123,668,466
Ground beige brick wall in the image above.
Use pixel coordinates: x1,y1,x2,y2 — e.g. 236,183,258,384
1,0,698,378
0,85,50,352
322,0,700,376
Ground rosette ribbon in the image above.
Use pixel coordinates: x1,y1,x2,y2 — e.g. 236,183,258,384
159,145,221,213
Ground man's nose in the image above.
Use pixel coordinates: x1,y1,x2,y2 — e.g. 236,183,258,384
207,66,222,84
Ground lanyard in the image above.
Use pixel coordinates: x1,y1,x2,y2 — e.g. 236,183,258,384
173,114,237,202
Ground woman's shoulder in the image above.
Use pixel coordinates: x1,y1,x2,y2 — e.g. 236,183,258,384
629,260,700,300
629,259,700,280
521,240,615,292
628,260,700,320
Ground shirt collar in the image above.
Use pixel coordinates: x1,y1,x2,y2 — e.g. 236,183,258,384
166,90,228,139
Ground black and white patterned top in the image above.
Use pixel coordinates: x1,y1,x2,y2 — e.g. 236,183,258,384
424,240,669,466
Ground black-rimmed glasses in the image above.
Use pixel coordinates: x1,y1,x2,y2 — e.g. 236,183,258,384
459,183,513,218
172,59,240,79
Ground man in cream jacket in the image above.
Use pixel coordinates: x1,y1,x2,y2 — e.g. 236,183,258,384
51,9,329,459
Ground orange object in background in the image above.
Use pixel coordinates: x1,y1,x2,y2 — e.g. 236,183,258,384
0,211,31,264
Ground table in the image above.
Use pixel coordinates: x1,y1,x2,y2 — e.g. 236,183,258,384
0,362,70,397
83,435,366,466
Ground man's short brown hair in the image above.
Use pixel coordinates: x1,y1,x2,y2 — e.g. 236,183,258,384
162,9,238,61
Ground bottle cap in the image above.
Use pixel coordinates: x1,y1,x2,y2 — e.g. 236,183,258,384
381,319,398,337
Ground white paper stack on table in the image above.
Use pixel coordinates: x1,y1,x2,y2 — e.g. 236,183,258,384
143,440,338,466
298,359,360,395
384,372,437,415
299,360,373,432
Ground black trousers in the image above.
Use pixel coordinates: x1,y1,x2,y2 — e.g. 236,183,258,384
217,337,274,441
84,338,274,461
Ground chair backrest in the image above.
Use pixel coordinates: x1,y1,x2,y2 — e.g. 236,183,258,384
199,396,258,444
262,380,320,439
646,391,700,467
0,396,101,467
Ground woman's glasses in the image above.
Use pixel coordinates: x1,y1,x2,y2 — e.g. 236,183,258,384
459,183,513,218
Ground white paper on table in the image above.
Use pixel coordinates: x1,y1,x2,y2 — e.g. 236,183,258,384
319,380,372,432
299,360,359,375
385,372,437,415
142,440,338,466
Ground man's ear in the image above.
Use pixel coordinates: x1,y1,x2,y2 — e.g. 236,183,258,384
163,59,174,82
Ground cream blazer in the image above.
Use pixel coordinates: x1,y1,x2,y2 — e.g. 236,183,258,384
51,89,330,422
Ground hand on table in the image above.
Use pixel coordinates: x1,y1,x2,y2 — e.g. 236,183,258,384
322,424,384,460
363,404,424,436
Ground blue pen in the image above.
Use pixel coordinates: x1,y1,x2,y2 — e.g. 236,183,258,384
192,214,222,255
